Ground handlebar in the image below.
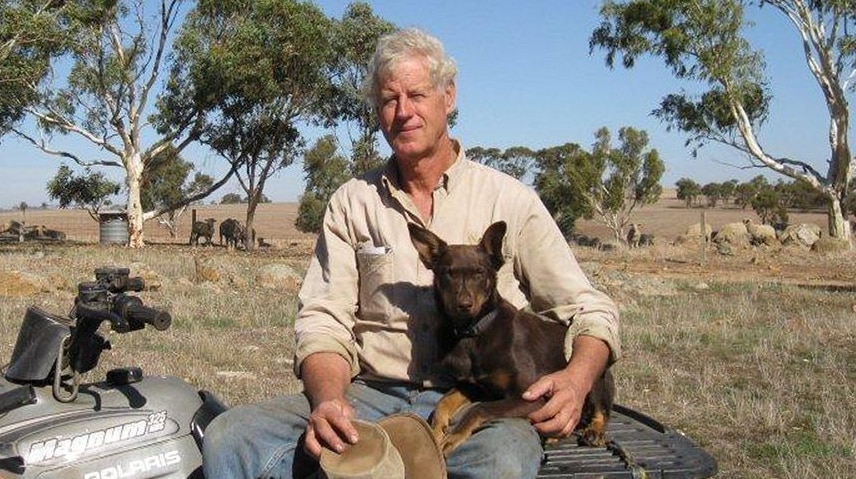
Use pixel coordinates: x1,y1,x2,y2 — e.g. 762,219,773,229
41,266,174,399
113,295,172,331
74,295,172,333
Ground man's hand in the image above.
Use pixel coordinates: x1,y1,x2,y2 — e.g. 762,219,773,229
522,335,610,438
522,369,588,437
300,352,358,459
303,396,358,458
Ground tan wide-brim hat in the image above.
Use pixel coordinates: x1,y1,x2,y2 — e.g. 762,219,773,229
319,413,447,479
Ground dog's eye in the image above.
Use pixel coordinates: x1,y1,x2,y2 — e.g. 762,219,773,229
436,267,452,279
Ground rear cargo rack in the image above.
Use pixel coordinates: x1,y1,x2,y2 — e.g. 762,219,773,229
539,404,717,478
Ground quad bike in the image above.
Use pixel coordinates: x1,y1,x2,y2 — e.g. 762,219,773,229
0,267,226,479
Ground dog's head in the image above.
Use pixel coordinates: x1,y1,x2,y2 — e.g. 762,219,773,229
408,222,506,325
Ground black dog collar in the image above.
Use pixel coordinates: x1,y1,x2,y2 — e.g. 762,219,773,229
452,308,500,339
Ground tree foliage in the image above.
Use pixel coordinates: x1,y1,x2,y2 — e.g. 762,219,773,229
296,135,352,233
140,143,213,238
294,4,395,233
0,0,86,136
591,0,855,245
532,142,593,238
701,182,729,207
467,146,536,181
46,164,120,220
329,2,395,176
571,126,664,243
220,193,243,205
675,178,702,208
751,186,789,225
469,127,663,241
844,178,856,219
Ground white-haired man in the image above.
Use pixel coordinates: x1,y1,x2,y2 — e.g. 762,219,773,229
202,27,620,479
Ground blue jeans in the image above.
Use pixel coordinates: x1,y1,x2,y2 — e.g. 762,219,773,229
202,381,544,479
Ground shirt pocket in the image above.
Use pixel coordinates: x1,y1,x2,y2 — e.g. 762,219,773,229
356,247,396,323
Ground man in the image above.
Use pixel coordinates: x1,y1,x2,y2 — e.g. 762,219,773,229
202,27,620,479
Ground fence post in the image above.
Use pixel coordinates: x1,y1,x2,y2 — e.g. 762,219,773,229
700,209,707,265
190,209,197,245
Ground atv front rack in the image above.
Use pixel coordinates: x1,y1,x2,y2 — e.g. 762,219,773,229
538,404,717,478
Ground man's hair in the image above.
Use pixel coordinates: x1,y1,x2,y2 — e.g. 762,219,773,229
362,27,457,108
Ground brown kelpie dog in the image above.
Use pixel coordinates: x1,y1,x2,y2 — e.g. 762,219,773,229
408,221,615,455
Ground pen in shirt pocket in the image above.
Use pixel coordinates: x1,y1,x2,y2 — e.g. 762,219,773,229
357,242,391,255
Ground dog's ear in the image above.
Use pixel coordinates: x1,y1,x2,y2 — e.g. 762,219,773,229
408,223,445,270
480,221,506,269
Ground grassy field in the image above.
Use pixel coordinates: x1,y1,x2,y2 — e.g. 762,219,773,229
1,200,855,478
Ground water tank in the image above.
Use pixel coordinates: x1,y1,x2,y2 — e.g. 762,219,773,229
98,211,129,245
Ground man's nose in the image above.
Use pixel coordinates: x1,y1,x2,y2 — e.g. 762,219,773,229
395,95,414,117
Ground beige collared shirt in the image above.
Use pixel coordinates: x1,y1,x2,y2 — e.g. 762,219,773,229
294,143,620,387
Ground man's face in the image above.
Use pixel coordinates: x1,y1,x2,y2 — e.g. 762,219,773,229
377,57,456,162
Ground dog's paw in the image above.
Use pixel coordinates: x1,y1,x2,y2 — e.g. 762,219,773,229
578,427,608,448
439,431,467,457
431,426,447,444
542,436,561,446
430,418,450,443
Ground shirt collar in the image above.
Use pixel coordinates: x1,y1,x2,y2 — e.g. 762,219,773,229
380,139,467,195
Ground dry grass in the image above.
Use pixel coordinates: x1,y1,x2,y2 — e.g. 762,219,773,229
1,199,855,478
0,244,309,402
612,282,856,478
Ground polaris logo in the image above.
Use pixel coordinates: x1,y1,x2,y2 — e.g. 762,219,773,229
83,450,181,479
27,411,169,463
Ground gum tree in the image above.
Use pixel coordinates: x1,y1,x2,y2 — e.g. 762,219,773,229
591,0,854,246
539,127,664,244
12,0,232,247
160,0,341,250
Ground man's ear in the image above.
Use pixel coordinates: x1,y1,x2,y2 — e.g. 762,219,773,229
444,80,456,115
408,223,445,270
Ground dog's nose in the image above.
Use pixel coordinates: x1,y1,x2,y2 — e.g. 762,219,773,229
457,300,472,312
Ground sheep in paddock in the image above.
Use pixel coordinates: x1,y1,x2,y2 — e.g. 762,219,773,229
219,218,245,249
626,223,642,248
190,218,217,246
712,222,751,248
638,233,655,247
742,218,779,246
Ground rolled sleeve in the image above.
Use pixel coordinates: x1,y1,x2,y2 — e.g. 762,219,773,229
293,333,360,379
564,309,622,365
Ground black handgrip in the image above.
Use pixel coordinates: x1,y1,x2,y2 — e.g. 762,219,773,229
76,302,129,333
114,296,172,331
125,301,172,331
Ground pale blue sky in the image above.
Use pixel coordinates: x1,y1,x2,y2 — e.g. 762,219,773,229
0,1,834,209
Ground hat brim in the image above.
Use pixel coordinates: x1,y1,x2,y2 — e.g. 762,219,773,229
379,413,447,479
320,420,405,479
